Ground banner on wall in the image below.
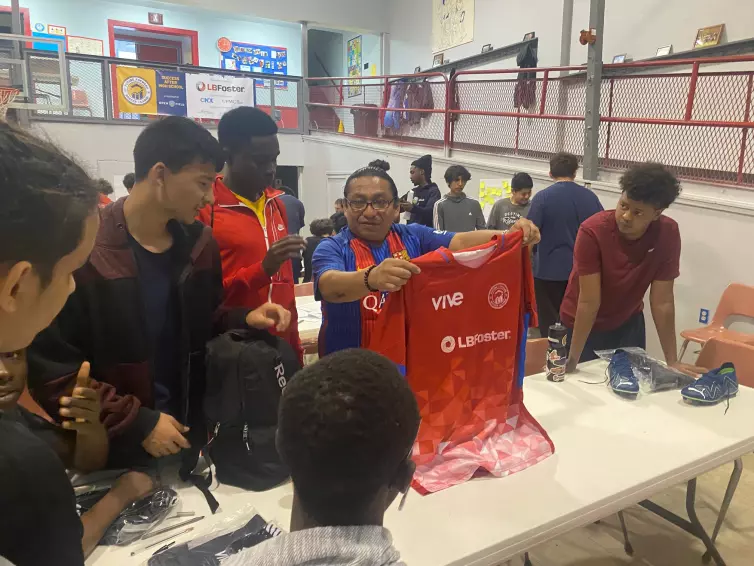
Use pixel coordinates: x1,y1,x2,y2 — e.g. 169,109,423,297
155,71,187,116
347,35,363,98
116,66,158,115
217,37,288,89
185,73,255,120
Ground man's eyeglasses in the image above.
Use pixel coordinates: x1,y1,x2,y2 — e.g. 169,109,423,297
345,198,396,212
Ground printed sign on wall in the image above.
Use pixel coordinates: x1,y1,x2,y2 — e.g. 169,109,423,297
217,37,288,88
116,67,158,115
156,71,187,116
347,35,363,98
185,73,255,120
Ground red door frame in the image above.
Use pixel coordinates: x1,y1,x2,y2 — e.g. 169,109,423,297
0,6,32,47
107,19,199,65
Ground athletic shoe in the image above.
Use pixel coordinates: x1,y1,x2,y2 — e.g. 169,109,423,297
608,349,640,396
681,363,738,408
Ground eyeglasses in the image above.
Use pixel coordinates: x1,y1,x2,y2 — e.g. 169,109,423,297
345,198,396,212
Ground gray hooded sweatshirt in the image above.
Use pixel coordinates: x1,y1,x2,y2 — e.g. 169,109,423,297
224,525,406,566
433,192,486,233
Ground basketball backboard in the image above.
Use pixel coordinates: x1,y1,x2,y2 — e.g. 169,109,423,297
0,32,68,112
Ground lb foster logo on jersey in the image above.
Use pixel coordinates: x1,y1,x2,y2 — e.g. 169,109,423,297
440,330,512,353
488,283,510,310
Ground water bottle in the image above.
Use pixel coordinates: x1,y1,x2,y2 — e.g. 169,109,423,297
546,322,568,382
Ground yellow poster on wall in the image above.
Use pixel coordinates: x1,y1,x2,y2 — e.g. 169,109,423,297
116,66,157,114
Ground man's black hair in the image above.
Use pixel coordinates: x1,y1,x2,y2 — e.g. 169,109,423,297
549,152,579,179
0,123,99,283
309,218,335,237
511,172,534,192
133,116,224,181
344,166,399,200
95,178,114,196
278,349,420,525
411,154,432,181
620,163,681,209
122,172,135,190
444,164,471,186
217,106,278,155
368,159,391,172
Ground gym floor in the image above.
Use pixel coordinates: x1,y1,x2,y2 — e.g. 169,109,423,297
516,453,754,565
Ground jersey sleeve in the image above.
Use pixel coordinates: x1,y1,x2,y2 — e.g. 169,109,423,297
367,289,408,375
312,236,346,297
407,223,455,254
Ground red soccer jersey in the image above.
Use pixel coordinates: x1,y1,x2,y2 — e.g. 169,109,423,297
369,232,554,493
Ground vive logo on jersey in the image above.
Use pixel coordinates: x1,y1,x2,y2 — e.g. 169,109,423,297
440,330,512,353
432,292,464,311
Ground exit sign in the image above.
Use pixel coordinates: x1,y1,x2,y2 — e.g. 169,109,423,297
148,12,164,25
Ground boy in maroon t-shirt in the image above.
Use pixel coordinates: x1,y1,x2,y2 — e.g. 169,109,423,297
561,163,695,374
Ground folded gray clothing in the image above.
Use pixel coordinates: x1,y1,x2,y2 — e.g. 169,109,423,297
223,525,406,566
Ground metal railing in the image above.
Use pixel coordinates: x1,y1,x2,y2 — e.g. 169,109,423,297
306,55,754,188
25,50,304,131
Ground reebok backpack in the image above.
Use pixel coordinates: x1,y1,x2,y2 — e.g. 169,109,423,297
202,329,301,492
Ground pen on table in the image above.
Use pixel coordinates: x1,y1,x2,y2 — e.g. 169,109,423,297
142,515,205,539
151,541,176,556
129,527,194,556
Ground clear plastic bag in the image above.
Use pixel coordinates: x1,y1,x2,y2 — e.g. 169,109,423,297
102,487,179,546
143,504,282,565
594,347,696,393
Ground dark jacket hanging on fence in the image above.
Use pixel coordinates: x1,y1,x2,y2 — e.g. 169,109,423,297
406,82,435,125
514,42,539,110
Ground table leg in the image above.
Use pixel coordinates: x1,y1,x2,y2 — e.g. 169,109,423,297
687,479,727,566
702,458,743,563
617,511,634,555
639,479,727,566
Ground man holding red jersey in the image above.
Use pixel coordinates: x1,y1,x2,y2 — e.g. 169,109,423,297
198,107,305,359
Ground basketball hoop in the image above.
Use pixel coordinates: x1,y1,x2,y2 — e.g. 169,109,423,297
0,87,20,121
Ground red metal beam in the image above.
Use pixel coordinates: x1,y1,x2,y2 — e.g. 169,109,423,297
685,62,700,121
737,74,754,185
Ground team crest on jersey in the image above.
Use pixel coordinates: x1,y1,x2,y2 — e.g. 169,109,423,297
393,249,410,261
488,283,510,310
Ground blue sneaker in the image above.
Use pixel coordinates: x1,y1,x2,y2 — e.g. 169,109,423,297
608,349,640,396
681,363,739,406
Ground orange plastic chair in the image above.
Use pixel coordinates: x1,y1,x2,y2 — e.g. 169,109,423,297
679,283,754,361
695,337,754,387
525,338,549,377
294,282,314,297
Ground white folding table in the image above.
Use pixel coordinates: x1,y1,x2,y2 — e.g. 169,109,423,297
88,360,754,565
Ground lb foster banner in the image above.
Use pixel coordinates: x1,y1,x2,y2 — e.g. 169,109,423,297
185,73,255,120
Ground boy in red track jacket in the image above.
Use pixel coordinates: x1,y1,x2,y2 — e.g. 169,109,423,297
198,107,305,360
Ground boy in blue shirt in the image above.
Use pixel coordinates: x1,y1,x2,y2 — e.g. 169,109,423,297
527,152,603,336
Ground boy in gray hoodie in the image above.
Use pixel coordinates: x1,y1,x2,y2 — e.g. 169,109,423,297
229,349,420,566
433,165,486,232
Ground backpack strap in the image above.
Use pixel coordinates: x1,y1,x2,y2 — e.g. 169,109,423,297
180,448,220,514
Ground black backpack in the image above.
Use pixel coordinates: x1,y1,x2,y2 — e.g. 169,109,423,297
183,329,300,511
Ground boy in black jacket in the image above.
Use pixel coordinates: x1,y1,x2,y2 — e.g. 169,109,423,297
27,117,291,469
401,154,441,227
